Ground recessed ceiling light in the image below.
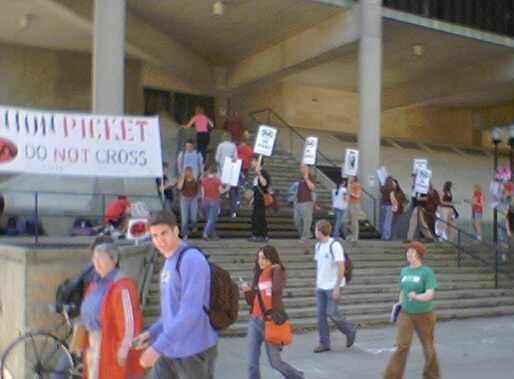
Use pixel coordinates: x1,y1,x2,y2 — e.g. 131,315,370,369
412,44,424,57
213,1,224,17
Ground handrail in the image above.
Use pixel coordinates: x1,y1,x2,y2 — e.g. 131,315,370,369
138,247,158,307
418,209,514,289
249,108,378,227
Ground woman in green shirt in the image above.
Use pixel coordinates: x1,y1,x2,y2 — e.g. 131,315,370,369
383,241,440,379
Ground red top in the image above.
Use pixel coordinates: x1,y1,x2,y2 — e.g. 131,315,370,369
472,191,484,213
237,143,253,170
504,182,513,195
349,182,362,204
103,198,129,224
202,176,222,201
252,268,273,319
192,114,210,133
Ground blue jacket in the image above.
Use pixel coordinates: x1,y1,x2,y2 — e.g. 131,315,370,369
148,243,218,358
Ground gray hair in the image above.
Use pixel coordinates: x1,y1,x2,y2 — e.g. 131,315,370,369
94,243,121,262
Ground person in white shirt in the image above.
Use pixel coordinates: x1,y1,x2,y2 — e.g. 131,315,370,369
313,219,357,353
332,178,348,239
215,133,238,174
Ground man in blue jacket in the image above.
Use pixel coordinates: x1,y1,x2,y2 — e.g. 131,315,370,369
134,211,218,378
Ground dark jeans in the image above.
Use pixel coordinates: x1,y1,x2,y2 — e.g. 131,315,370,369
316,289,356,348
151,345,218,379
196,132,210,161
248,316,304,379
383,311,440,379
252,196,268,237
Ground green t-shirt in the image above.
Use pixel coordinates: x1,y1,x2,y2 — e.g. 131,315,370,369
400,265,438,314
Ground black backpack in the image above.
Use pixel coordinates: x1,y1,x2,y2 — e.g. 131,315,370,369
176,246,239,331
55,264,95,318
315,239,353,284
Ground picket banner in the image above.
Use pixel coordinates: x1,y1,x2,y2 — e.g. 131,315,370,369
253,125,277,157
221,157,242,187
376,166,388,186
302,136,319,165
343,149,359,177
0,105,162,178
414,168,432,194
412,158,428,175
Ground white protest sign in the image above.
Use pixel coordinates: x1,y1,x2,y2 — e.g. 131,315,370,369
127,218,149,240
412,158,428,175
414,168,432,194
377,166,388,186
0,105,162,178
302,136,319,165
221,157,242,187
253,125,277,157
343,149,359,177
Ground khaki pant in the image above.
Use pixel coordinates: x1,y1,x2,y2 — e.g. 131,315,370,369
348,203,360,241
86,331,101,379
407,207,433,240
383,311,440,379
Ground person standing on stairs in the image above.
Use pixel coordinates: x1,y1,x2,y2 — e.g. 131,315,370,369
313,220,357,353
182,106,214,162
294,164,317,241
382,241,440,379
241,245,307,379
249,156,271,242
177,140,204,181
177,166,200,240
348,176,362,242
201,165,227,241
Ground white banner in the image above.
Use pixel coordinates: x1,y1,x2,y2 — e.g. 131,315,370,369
221,157,242,187
414,168,432,194
302,136,319,165
253,125,277,157
0,105,162,178
343,149,359,177
377,166,388,186
412,158,428,175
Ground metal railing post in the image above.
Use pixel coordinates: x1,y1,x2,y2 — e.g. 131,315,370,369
495,247,499,289
101,194,106,223
457,228,462,268
34,192,39,244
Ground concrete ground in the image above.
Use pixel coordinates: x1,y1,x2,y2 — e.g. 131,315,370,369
215,316,514,379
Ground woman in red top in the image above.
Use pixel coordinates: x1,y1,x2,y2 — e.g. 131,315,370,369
183,106,214,161
241,246,306,379
471,184,485,241
80,243,144,379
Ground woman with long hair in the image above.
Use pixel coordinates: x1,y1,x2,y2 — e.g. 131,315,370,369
471,184,485,240
381,176,395,240
438,181,454,241
241,246,306,379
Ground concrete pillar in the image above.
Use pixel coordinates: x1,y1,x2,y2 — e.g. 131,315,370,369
357,0,382,198
92,0,127,197
92,0,126,114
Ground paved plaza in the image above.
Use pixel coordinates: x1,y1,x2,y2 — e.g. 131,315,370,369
216,316,514,379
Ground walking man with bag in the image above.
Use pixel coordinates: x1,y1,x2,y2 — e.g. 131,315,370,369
313,220,357,353
133,211,218,378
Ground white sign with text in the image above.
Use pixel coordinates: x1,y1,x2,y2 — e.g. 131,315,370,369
302,136,319,165
221,157,242,187
412,158,428,175
253,125,277,157
0,105,163,178
343,149,359,177
414,168,432,194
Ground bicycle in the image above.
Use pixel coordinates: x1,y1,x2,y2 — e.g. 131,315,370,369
0,303,82,379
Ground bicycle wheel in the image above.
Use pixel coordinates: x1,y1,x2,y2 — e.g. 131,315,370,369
0,332,76,379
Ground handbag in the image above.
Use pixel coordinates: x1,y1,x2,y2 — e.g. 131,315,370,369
256,273,292,346
257,185,274,208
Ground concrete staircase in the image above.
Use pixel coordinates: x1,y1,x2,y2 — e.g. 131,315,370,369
142,240,514,336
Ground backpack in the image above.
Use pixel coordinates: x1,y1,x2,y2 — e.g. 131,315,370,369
316,239,353,284
55,265,95,318
176,246,239,331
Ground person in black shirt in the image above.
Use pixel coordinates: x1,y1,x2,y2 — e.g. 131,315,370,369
249,156,271,242
156,162,175,213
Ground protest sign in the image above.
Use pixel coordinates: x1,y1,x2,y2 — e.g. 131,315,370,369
253,125,277,157
343,149,359,177
414,168,432,194
412,158,428,175
377,166,388,186
302,136,319,165
127,218,149,240
221,157,242,187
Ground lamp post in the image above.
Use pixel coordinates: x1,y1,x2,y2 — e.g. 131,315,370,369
491,127,503,242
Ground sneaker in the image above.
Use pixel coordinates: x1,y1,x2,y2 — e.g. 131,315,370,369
313,345,330,353
346,327,357,348
202,235,209,241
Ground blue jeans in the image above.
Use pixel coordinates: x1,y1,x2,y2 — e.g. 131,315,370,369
333,208,346,239
381,205,393,240
203,200,220,237
248,316,304,379
180,196,198,236
229,186,240,214
316,289,355,348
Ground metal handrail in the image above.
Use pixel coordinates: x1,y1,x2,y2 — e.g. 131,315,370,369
417,208,514,289
249,108,378,226
138,247,158,307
